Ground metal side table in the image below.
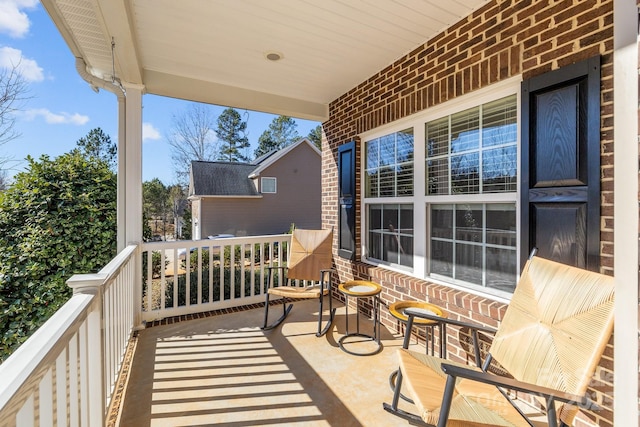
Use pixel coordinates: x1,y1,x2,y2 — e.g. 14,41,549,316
338,280,382,356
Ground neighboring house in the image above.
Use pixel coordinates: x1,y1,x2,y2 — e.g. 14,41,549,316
189,138,321,238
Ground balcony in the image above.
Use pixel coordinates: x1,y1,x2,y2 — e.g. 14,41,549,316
0,235,423,426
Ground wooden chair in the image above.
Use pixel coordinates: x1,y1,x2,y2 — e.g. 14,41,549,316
261,228,336,337
384,255,615,427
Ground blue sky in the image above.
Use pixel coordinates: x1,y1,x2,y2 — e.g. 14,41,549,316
0,1,320,184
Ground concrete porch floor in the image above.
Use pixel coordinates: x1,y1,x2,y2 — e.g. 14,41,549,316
117,298,420,426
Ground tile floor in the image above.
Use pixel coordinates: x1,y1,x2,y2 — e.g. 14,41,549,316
117,299,420,426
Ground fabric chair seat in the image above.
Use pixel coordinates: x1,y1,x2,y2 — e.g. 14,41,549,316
398,349,534,427
267,284,327,299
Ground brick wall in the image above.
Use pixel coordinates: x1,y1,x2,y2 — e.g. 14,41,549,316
322,0,614,425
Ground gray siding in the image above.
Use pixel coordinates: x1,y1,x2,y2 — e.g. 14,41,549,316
199,142,321,236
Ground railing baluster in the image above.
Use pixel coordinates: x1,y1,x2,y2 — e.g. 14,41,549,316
56,350,67,426
39,369,53,427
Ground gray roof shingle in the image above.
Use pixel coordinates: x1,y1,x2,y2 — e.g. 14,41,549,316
190,161,259,196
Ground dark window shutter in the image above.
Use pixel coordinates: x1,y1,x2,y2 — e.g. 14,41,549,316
338,141,356,259
521,56,600,270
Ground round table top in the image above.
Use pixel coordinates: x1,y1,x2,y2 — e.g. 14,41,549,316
338,280,382,297
388,301,447,325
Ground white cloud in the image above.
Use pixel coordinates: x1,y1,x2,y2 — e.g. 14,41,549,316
0,0,38,38
143,122,161,141
24,108,89,125
0,46,44,82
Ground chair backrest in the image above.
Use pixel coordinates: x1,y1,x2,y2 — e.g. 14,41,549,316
490,256,614,397
287,228,333,281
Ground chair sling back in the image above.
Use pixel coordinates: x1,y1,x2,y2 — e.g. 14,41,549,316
385,255,615,427
262,228,335,337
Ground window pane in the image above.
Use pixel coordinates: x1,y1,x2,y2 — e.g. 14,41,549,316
383,205,398,231
483,95,517,147
426,157,449,195
426,117,449,157
399,204,413,233
431,240,452,277
451,152,479,193
369,232,382,260
482,146,517,193
431,205,453,239
486,204,516,247
365,129,414,198
379,167,394,196
429,203,516,292
365,169,378,197
369,204,382,231
397,163,413,196
366,139,379,169
367,204,413,267
379,135,395,166
486,247,516,292
451,106,479,153
455,204,482,242
383,234,398,263
261,177,276,193
399,236,414,267
397,129,414,163
455,243,482,285
425,94,516,197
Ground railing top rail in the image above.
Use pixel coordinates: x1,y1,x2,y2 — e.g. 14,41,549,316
0,293,95,410
98,244,138,281
140,234,290,251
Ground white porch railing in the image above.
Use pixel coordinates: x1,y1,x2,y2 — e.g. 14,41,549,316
140,234,290,322
0,234,293,426
0,245,138,427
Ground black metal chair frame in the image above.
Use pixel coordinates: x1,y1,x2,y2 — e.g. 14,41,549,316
383,308,599,427
261,266,336,337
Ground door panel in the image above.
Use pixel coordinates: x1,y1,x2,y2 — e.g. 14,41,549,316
532,203,587,268
533,83,586,187
521,56,600,270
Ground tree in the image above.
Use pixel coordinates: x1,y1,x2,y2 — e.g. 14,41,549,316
0,152,116,361
254,116,300,158
168,184,188,239
307,125,322,150
75,127,117,169
0,63,29,180
0,169,8,192
216,108,250,162
143,178,169,239
167,104,219,185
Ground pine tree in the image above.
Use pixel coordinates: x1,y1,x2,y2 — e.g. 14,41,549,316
216,108,250,162
254,116,300,158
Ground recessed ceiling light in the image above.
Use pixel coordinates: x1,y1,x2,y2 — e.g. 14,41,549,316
265,51,283,61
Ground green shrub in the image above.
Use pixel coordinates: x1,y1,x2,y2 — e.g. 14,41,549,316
0,153,116,362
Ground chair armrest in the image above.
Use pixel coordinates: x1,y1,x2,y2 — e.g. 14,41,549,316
404,307,497,335
440,363,600,410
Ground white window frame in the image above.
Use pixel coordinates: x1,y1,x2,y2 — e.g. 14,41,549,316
261,177,277,194
360,76,521,301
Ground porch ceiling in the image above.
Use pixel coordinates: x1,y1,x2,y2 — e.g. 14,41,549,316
41,0,490,121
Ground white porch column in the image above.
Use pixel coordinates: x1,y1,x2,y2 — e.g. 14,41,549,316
117,95,126,252
613,1,638,425
122,84,144,328
123,84,143,245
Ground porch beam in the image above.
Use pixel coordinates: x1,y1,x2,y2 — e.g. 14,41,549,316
613,1,638,425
